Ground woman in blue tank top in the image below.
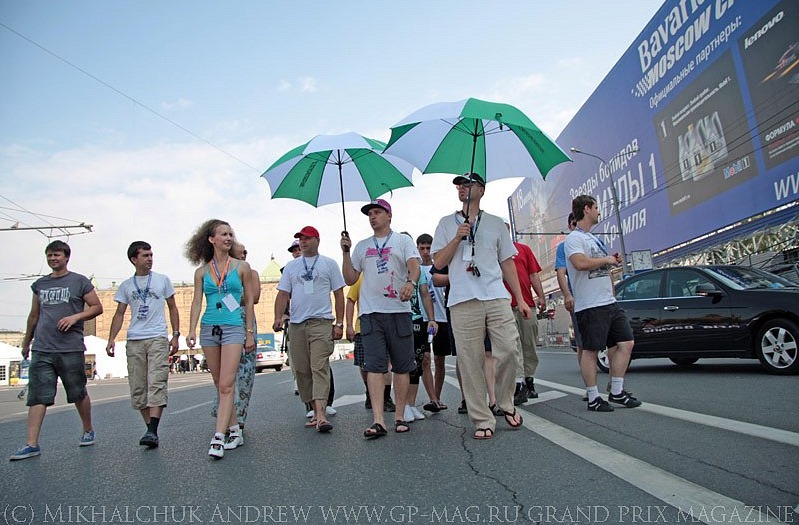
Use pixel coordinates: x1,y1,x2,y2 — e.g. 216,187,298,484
185,219,256,459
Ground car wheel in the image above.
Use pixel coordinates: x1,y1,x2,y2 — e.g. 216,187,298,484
275,366,283,372
756,319,799,375
669,357,699,367
596,349,610,373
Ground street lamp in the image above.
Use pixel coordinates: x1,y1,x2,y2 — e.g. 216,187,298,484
569,147,629,274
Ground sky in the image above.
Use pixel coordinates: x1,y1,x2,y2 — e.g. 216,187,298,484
0,1,664,331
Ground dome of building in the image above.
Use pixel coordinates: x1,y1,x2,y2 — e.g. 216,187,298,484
260,255,283,282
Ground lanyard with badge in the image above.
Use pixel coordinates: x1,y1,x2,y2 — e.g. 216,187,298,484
373,231,393,275
301,255,318,294
457,211,483,277
211,257,238,312
133,272,152,320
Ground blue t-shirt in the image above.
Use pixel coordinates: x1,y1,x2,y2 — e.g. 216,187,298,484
555,241,572,294
201,263,244,326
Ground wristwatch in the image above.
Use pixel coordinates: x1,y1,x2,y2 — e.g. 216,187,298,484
172,331,180,337
334,322,344,328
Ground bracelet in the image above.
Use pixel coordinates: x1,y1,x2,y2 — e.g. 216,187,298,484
334,322,343,328
246,329,254,334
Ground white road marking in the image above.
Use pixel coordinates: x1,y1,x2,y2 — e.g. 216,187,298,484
535,378,799,448
443,376,788,524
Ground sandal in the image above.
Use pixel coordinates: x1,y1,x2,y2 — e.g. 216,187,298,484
423,401,441,413
316,420,333,433
503,409,523,428
394,420,411,433
208,435,225,459
489,404,504,416
363,423,387,439
304,418,318,428
473,428,494,440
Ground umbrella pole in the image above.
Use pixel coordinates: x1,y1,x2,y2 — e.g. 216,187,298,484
338,161,347,235
465,127,479,223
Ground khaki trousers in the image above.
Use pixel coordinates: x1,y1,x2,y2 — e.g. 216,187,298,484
289,319,334,403
450,299,520,430
513,307,539,378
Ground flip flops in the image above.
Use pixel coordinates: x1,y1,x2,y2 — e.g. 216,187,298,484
363,423,387,439
394,420,411,433
473,428,494,440
304,418,317,428
317,420,333,433
503,409,523,429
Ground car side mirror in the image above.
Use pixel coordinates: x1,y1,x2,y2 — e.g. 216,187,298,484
695,283,724,297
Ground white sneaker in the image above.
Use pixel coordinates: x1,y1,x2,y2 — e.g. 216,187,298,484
306,409,314,418
325,406,337,416
403,405,415,422
208,435,225,459
223,431,243,450
410,406,425,420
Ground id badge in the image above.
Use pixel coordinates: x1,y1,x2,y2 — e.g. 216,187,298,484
303,279,314,294
462,243,472,261
221,293,239,312
136,304,149,320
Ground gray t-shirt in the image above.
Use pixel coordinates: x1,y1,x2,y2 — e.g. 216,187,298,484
31,271,94,353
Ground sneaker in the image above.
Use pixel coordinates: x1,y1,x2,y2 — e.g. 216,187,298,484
525,377,539,399
608,390,642,408
457,400,468,414
223,430,243,450
325,406,337,416
305,409,314,418
410,406,425,420
79,430,95,447
139,431,159,448
513,383,528,406
403,405,415,422
587,396,614,412
9,444,41,461
384,397,396,413
208,435,225,459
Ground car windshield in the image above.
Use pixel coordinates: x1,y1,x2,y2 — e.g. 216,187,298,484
705,266,799,290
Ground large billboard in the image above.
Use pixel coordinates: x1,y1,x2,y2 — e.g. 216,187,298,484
511,0,799,276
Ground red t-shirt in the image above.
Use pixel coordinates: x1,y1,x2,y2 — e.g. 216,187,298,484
505,242,541,307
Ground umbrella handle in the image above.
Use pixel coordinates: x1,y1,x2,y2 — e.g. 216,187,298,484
341,230,349,238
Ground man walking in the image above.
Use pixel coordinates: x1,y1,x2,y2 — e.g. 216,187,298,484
341,198,420,438
10,240,103,461
274,226,345,433
432,173,531,440
106,241,180,448
417,233,449,413
565,195,641,411
504,223,546,405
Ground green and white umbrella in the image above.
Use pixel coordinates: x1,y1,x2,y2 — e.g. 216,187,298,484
261,132,415,233
384,97,571,181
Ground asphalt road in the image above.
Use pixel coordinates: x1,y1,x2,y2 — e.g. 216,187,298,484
1,347,797,525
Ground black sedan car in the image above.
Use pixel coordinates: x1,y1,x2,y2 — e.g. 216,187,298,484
605,265,799,375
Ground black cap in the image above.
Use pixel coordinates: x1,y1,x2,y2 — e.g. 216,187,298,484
452,172,486,187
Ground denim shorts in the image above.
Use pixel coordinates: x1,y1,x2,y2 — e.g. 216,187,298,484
27,351,88,406
200,324,245,348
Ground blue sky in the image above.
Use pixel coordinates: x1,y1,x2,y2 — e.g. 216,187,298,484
0,1,663,330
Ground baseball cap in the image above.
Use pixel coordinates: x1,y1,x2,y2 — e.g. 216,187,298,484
452,172,486,187
287,239,300,252
360,198,392,215
294,226,320,239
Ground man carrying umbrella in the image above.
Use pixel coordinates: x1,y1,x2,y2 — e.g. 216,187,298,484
340,199,420,438
431,173,531,440
273,226,345,433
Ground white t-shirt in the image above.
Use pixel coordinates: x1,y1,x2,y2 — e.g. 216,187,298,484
421,264,447,322
431,210,516,308
114,271,175,340
278,254,345,323
564,229,615,312
351,231,419,315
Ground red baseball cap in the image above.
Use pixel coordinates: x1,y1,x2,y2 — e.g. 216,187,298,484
294,226,320,239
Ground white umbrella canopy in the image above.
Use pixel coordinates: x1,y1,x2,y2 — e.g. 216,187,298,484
384,98,571,181
261,132,416,233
